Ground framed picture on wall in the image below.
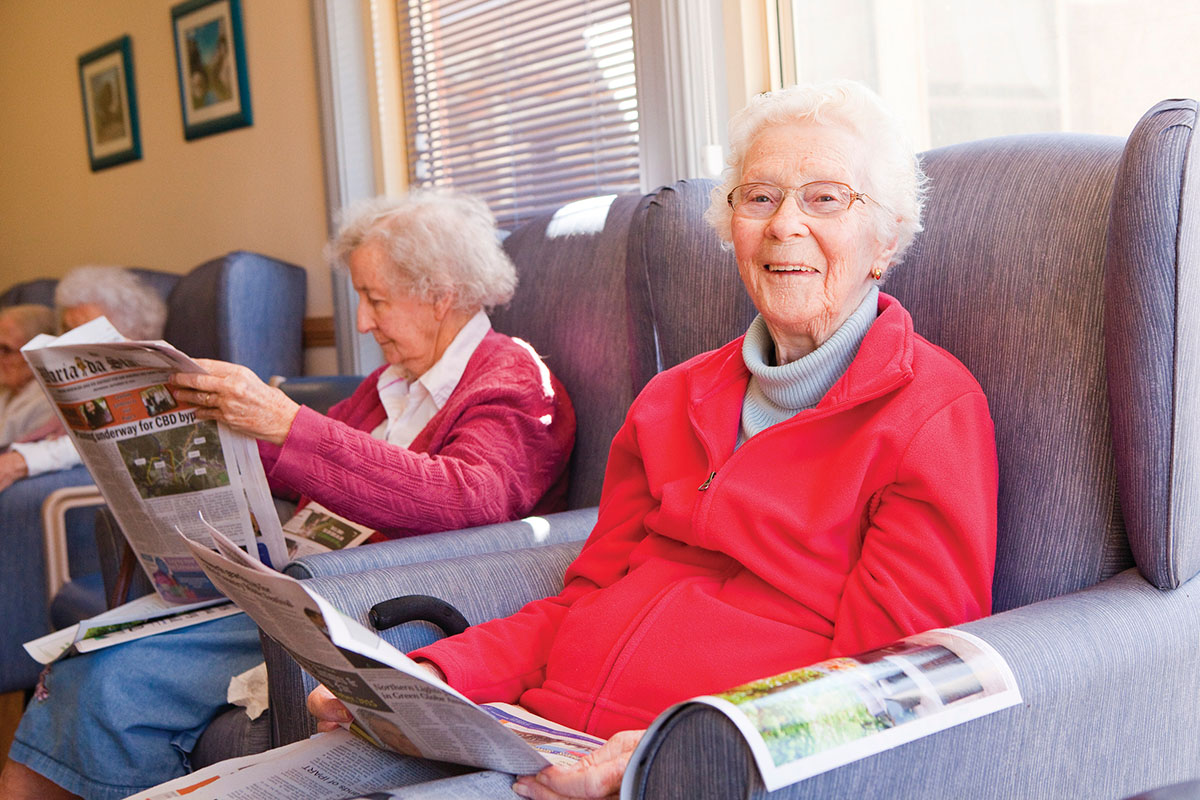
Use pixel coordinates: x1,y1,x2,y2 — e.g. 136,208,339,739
170,0,253,140
77,35,142,171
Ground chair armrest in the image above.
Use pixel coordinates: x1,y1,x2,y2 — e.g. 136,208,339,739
282,507,598,579
266,541,583,746
40,484,104,604
626,568,1200,799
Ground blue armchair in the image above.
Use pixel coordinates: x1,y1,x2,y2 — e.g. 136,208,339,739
0,251,306,694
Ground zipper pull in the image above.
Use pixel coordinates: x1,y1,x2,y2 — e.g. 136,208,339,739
698,471,716,491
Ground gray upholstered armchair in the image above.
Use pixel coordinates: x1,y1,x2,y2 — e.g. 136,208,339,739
248,99,1197,797
628,99,1200,797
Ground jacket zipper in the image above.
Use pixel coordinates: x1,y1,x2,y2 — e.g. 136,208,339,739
698,471,716,491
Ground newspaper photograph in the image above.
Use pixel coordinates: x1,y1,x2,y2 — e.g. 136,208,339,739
180,525,605,780
626,628,1021,793
21,316,286,603
283,501,375,560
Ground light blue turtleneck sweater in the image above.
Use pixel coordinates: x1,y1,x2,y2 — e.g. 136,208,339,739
737,285,880,447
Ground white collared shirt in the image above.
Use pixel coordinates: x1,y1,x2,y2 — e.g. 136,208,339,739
372,309,492,447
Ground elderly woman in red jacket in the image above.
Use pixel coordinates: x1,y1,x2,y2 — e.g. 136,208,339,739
323,78,998,800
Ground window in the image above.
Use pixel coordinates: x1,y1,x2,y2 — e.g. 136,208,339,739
396,0,641,228
773,0,1200,150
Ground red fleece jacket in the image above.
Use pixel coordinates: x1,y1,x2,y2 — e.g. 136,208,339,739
258,330,575,538
413,294,998,738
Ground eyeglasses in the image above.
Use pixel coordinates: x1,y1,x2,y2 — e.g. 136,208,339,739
727,181,874,219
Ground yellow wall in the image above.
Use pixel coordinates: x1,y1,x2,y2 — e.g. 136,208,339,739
0,0,334,371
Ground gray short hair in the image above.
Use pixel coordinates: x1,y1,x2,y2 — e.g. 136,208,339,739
0,304,56,344
54,266,168,340
706,80,929,268
326,190,517,312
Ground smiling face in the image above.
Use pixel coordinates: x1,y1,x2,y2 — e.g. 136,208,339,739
348,241,451,379
731,121,897,363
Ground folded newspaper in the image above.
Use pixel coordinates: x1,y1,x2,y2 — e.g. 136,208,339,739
21,317,287,601
180,524,606,778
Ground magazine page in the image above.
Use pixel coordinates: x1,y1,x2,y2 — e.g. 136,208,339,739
21,317,286,604
182,526,604,777
624,628,1021,794
283,501,375,560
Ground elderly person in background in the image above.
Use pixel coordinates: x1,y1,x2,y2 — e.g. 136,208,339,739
0,189,576,800
307,81,1000,799
0,266,167,492
0,305,57,449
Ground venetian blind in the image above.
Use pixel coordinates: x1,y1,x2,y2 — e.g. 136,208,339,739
397,0,641,228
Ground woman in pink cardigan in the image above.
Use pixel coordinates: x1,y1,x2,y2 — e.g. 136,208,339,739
1,190,575,800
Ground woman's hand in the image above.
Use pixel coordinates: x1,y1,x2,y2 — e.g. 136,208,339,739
307,661,445,733
307,684,353,733
512,730,645,800
169,359,300,445
0,450,29,493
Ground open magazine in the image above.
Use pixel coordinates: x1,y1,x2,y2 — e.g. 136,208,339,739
21,316,286,602
622,627,1021,793
180,524,606,776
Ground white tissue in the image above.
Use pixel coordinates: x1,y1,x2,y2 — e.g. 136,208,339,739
227,661,270,720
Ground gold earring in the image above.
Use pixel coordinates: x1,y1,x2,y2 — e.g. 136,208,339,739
871,267,884,280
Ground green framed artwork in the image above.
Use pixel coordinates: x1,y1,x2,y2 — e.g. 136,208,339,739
171,0,253,140
78,35,142,171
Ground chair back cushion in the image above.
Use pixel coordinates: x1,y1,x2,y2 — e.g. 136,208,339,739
0,278,58,308
626,179,756,388
164,251,306,380
887,133,1130,612
494,194,649,509
1106,99,1200,588
0,269,177,313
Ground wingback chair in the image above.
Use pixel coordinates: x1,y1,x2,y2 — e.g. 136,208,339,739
218,100,1196,798
626,100,1200,798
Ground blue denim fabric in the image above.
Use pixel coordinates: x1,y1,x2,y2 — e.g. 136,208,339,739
0,465,99,693
9,613,262,800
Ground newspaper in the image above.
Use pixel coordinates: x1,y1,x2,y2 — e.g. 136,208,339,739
123,729,525,800
20,317,287,603
283,501,375,560
23,593,241,665
180,524,605,777
622,628,1021,794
